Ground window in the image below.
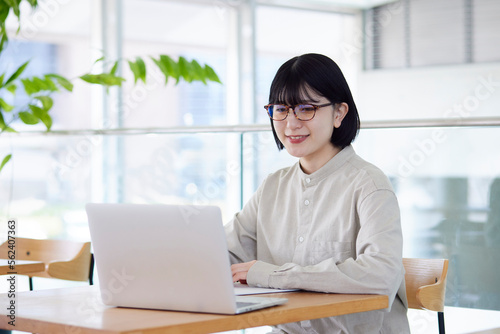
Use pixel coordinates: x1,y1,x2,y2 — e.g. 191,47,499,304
355,126,500,310
120,0,229,128
256,5,357,123
366,0,500,69
3,0,500,319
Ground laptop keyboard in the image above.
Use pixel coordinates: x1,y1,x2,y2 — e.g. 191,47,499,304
236,301,259,308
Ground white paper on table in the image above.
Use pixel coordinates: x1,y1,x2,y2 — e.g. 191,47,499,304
234,282,299,296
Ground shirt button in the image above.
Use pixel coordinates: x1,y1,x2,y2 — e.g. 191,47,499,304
305,178,311,183
299,236,304,243
304,200,310,206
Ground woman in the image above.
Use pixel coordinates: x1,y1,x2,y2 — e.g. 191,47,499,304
225,53,409,333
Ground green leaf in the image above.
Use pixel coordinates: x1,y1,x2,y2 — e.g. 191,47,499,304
0,110,7,129
33,95,53,111
80,73,126,86
3,127,16,133
41,76,58,91
0,73,4,87
29,104,43,114
5,60,29,86
5,83,16,94
0,154,12,174
29,104,52,131
46,74,73,92
93,56,105,65
135,57,146,83
20,76,57,95
0,32,7,55
109,61,119,76
0,97,14,112
128,57,146,84
4,0,20,18
128,60,140,84
151,56,170,84
79,74,96,84
0,3,10,23
32,77,49,91
18,111,39,125
178,56,193,83
160,55,180,82
0,110,16,133
21,78,36,95
190,59,206,84
32,77,49,93
204,64,222,84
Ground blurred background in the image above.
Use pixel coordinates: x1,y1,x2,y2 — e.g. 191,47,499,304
0,0,499,332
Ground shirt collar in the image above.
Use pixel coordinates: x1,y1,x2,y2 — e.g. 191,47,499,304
297,145,355,186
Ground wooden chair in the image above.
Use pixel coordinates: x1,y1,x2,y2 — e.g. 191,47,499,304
0,237,94,290
403,258,449,334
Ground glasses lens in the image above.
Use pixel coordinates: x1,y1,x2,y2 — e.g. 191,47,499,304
269,104,288,120
294,105,316,120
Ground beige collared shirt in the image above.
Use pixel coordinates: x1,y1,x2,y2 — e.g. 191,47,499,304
225,145,410,333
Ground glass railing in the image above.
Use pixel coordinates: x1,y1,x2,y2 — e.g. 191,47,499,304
1,120,499,311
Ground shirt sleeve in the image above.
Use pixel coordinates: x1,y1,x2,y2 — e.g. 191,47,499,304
246,188,404,306
224,180,263,265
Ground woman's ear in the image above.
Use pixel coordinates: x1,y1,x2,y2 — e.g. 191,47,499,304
334,102,349,128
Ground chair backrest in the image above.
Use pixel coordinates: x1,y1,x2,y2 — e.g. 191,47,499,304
403,258,449,312
0,237,91,281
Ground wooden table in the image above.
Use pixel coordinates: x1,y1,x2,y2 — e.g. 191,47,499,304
0,285,388,333
0,259,45,275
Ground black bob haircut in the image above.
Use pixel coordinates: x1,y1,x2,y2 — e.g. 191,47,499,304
268,53,360,150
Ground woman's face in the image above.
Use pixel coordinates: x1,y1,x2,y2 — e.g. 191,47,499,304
273,87,347,173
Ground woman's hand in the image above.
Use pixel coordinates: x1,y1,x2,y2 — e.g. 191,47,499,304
231,260,257,284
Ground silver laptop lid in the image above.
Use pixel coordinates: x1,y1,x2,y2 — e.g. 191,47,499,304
86,203,238,314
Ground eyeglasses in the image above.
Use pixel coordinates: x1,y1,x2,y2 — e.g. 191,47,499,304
264,103,333,121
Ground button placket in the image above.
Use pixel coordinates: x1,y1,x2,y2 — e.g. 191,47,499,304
293,180,315,264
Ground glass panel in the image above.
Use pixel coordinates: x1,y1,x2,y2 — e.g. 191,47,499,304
2,0,498,318
4,126,500,311
241,131,297,203
0,132,242,241
3,2,93,130
118,132,241,223
255,5,356,124
245,126,500,311
355,126,500,310
0,135,95,241
120,0,228,128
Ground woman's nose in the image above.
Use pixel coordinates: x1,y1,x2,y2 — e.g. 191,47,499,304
286,108,302,128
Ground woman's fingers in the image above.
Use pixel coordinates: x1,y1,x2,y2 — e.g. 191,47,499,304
231,260,257,283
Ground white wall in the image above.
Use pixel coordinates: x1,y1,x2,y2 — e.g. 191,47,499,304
356,62,500,121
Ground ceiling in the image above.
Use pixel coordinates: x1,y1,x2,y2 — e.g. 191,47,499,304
268,0,398,9
323,0,398,8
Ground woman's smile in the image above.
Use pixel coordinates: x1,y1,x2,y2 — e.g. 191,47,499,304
287,134,309,144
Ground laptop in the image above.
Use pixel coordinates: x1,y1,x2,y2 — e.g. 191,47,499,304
86,203,288,314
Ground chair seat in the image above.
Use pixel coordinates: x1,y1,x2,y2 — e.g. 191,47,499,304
0,237,94,288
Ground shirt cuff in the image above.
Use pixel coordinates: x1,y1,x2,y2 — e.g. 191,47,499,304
247,260,280,288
